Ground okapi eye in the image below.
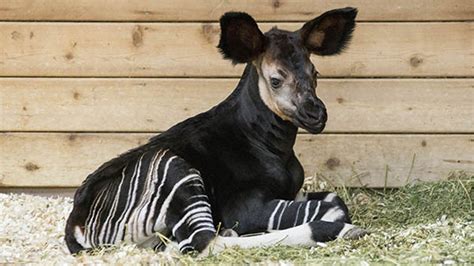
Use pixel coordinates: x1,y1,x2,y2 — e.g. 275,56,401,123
270,78,283,89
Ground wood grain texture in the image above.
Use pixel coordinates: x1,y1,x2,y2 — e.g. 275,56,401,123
0,22,472,77
0,0,472,21
1,133,472,187
1,78,473,133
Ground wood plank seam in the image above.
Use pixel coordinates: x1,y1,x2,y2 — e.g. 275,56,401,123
1,133,472,187
1,22,471,77
2,78,472,133
0,0,472,21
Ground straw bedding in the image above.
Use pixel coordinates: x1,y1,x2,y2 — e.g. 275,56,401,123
0,173,472,264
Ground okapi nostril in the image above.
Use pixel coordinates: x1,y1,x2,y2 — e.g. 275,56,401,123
306,112,319,120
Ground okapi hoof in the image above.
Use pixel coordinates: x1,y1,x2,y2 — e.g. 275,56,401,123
342,226,369,240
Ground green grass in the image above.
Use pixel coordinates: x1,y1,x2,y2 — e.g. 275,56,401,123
76,172,473,264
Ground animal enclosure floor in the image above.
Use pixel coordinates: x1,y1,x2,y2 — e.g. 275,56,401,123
0,174,472,264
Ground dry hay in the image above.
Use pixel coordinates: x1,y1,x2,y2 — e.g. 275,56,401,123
0,172,472,264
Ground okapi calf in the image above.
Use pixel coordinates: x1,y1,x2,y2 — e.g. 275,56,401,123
66,7,366,255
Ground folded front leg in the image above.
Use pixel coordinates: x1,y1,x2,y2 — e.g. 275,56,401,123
264,199,351,231
194,193,367,256
222,194,352,235
200,220,366,256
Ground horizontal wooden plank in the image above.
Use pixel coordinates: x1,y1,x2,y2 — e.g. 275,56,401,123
0,0,472,21
0,22,472,77
0,133,472,187
1,78,473,133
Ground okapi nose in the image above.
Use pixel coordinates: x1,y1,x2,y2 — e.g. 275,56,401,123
316,98,327,116
318,106,328,123
310,98,327,123
310,104,327,123
299,97,327,123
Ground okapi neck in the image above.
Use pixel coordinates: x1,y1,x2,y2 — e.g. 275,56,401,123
233,64,298,155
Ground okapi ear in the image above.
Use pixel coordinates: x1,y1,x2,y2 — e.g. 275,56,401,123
218,12,266,64
300,7,357,56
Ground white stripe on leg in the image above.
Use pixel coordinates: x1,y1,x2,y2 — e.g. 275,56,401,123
267,200,284,231
202,223,316,256
320,207,345,222
323,192,337,202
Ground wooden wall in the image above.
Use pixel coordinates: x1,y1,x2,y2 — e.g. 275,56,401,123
0,0,473,190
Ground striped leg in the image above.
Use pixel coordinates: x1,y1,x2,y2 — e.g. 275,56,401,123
295,191,351,223
221,192,361,244
160,168,217,253
263,198,351,231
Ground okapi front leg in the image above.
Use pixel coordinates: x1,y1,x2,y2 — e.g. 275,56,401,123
202,197,367,255
222,196,359,237
200,220,365,256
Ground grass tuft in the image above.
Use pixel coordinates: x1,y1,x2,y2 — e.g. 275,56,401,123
343,172,472,229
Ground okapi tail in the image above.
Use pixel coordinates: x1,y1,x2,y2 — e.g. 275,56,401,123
65,202,90,254
65,222,86,254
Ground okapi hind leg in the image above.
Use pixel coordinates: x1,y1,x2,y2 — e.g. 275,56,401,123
161,166,218,254
199,221,367,256
65,185,107,254
65,150,218,255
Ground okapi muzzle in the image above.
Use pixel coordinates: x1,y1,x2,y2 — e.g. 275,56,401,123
294,92,327,134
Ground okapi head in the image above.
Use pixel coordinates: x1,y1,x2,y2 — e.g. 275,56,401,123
218,8,357,134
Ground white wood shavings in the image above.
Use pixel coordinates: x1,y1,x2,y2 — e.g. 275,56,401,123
0,194,174,264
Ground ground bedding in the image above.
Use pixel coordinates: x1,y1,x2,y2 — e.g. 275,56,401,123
0,173,472,264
